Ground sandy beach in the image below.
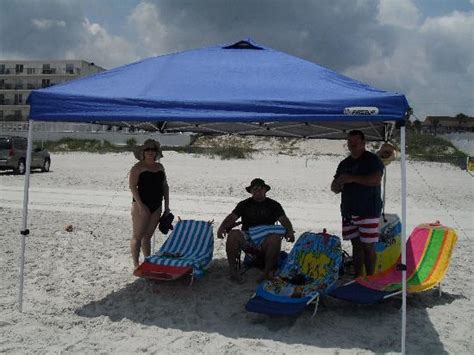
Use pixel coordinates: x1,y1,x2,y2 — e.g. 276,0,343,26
1,141,473,354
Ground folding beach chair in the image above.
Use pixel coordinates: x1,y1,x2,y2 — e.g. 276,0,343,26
134,220,214,283
330,222,457,304
246,231,342,317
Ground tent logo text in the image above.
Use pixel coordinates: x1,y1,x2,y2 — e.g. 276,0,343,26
344,107,379,115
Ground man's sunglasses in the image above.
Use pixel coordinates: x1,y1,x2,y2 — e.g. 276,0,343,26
144,148,157,152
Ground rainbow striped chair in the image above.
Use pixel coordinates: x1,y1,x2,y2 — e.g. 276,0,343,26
330,222,457,304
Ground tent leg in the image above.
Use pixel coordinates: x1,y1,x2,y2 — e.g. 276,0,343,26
400,125,407,355
382,166,387,220
18,119,34,313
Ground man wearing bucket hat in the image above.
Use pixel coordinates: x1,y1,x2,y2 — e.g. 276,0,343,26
129,139,170,271
217,178,295,283
331,130,384,277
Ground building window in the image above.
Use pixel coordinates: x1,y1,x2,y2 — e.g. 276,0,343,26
66,63,74,74
0,79,4,89
14,110,22,119
15,79,23,89
42,64,51,74
41,79,51,88
0,111,3,119
27,68,36,74
15,64,24,74
0,64,5,74
14,94,23,105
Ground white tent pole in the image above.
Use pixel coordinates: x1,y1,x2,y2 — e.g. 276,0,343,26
382,166,387,219
400,125,407,354
18,119,34,312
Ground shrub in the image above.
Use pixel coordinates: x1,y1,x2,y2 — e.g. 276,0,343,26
126,138,137,148
397,131,468,168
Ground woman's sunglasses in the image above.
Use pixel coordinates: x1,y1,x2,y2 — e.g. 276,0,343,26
144,148,157,152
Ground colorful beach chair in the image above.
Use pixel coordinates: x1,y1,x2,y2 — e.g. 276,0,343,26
133,220,214,283
330,222,457,304
246,231,342,317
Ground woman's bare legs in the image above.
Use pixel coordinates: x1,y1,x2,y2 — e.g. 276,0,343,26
131,203,150,269
140,208,162,258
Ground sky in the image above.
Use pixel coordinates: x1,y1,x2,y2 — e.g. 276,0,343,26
1,0,472,119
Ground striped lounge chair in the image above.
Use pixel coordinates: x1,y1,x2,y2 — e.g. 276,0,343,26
134,220,214,283
330,222,457,304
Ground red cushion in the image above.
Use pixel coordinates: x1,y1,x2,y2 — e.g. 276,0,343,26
134,262,192,280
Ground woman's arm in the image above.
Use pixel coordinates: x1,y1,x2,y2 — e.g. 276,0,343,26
129,165,146,212
162,169,170,213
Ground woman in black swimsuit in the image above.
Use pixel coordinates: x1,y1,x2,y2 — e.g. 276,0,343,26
129,139,170,270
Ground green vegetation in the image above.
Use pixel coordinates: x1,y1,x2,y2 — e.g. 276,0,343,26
125,138,137,148
41,136,255,160
42,138,127,153
398,131,468,168
189,135,255,159
40,132,468,166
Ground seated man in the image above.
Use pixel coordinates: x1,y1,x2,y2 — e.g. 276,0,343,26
217,178,295,283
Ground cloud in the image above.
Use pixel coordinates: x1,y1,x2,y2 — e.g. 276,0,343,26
31,18,66,30
126,0,396,73
128,1,168,56
65,18,137,68
377,0,421,29
0,0,472,117
0,0,84,58
346,9,474,117
420,11,474,74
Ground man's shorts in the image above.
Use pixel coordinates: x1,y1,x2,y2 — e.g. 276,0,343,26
342,215,380,243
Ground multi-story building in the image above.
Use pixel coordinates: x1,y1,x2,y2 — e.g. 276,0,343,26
0,60,105,121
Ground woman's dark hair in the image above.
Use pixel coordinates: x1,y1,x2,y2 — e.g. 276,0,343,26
348,130,365,141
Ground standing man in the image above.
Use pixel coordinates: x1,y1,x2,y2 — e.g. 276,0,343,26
217,178,295,283
331,130,384,277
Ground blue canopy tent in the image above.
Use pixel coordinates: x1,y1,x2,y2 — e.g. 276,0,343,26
22,40,410,353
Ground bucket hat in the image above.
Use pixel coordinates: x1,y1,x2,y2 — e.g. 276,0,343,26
245,178,271,193
133,139,163,160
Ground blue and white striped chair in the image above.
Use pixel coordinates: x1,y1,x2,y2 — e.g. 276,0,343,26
134,220,214,282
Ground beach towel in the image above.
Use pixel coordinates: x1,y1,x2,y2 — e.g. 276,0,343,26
134,219,214,281
330,222,457,304
246,231,342,316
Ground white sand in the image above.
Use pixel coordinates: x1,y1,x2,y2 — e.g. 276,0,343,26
1,144,473,354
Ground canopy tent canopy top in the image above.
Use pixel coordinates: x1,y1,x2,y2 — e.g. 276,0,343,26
22,39,411,353
28,39,409,140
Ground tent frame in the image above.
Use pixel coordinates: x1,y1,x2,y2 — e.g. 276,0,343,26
17,118,409,354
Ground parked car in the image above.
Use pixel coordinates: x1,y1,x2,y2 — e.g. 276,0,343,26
0,136,51,174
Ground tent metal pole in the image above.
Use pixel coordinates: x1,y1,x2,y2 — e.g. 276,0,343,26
18,119,34,312
382,166,387,219
400,125,407,354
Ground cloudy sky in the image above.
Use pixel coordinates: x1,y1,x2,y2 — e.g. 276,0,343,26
1,0,472,119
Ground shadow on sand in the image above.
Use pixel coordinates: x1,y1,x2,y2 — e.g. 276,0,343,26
76,258,464,353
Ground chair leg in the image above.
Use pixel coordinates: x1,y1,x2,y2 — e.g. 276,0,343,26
438,282,442,297
311,296,320,318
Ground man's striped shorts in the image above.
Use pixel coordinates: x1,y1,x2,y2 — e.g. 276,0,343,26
342,215,380,243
